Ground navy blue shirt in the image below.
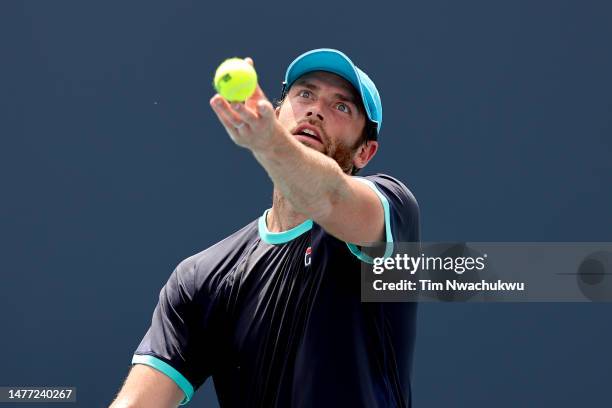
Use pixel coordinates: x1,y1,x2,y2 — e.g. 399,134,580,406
132,173,420,407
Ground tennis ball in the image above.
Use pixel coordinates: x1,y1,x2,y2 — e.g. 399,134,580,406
213,58,258,102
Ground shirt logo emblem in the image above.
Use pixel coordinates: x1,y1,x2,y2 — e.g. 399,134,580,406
304,246,312,267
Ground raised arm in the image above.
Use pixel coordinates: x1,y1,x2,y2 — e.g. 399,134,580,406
209,58,384,245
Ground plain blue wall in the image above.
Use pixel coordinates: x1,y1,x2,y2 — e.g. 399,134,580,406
1,1,610,407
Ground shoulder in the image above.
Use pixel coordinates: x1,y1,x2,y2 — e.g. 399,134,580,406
359,173,418,207
355,173,420,243
172,219,260,298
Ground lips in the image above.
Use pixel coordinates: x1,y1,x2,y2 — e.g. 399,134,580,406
293,124,322,143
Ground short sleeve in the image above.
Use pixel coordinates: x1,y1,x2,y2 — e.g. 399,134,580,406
131,259,215,405
346,173,420,262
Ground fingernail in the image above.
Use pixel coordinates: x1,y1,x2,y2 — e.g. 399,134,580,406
232,103,241,110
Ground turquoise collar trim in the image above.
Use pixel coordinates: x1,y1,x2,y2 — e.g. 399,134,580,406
258,208,313,244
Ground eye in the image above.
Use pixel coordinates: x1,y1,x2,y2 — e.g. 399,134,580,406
336,102,351,114
298,89,312,98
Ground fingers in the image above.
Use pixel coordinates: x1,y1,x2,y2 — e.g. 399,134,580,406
210,57,272,133
214,104,247,134
210,95,246,130
210,95,240,124
210,94,259,130
231,101,258,126
256,99,274,119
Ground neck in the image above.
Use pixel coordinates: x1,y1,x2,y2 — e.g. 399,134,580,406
266,188,309,233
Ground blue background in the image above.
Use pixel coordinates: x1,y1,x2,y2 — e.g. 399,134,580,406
1,0,611,407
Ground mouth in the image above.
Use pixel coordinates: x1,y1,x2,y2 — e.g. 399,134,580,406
292,124,323,144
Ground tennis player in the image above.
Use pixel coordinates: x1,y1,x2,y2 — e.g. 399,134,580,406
110,48,420,408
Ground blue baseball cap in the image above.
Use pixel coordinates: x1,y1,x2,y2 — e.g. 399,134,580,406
282,48,383,135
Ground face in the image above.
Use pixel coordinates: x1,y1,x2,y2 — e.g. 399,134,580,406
275,71,376,174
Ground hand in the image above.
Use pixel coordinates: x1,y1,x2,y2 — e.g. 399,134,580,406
209,58,282,152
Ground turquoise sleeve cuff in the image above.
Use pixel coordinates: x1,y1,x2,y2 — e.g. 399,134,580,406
346,177,394,264
131,354,194,405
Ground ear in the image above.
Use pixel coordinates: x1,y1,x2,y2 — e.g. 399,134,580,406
274,105,280,118
353,140,379,170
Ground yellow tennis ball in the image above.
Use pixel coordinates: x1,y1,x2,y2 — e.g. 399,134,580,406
213,58,258,102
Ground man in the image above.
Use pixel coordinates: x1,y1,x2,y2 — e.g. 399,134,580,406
110,48,420,407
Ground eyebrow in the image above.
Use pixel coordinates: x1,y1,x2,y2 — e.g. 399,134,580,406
293,79,359,106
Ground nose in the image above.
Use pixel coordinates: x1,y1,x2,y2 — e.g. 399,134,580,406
306,109,324,121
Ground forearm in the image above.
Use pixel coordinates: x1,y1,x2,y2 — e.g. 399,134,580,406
252,129,349,219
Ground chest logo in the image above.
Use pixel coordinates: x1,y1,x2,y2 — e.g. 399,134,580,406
304,246,312,267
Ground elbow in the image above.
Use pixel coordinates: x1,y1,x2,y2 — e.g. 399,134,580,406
306,173,350,222
306,196,335,221
286,164,349,221
290,189,335,222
